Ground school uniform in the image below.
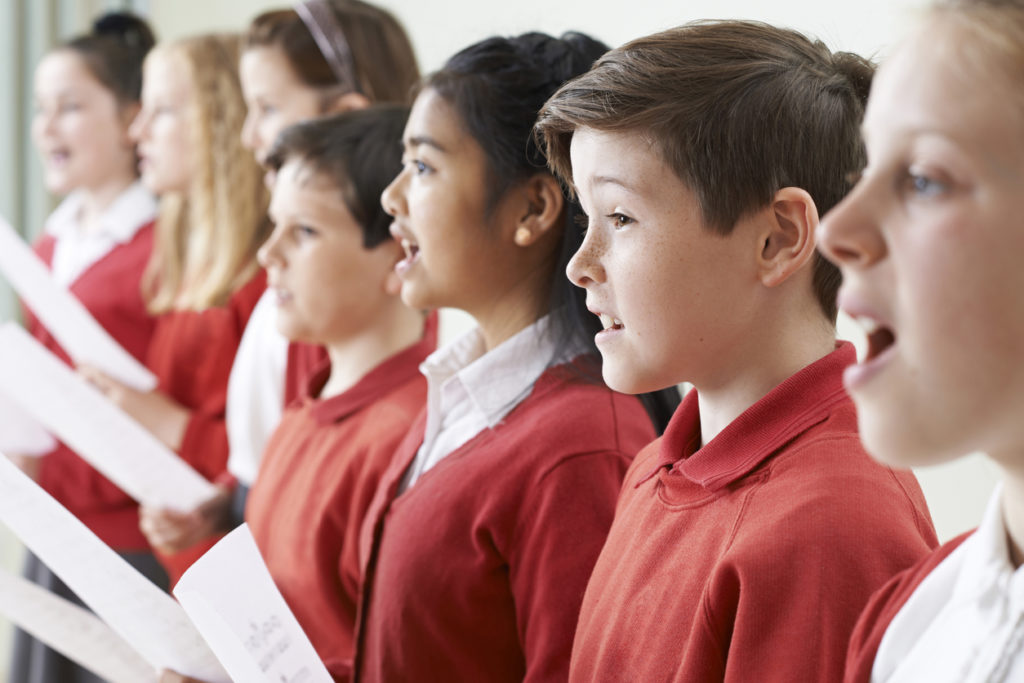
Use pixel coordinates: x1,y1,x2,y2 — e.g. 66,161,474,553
352,318,657,683
568,343,939,683
12,182,163,683
846,485,1024,683
245,331,433,677
145,268,266,584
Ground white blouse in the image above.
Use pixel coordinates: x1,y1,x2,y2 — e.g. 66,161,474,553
873,482,1024,683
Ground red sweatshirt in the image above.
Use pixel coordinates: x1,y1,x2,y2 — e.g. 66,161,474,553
27,224,157,551
146,270,265,582
246,333,433,677
352,360,657,683
844,533,971,682
569,343,938,683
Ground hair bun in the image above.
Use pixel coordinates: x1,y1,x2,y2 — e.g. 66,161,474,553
832,51,874,106
92,11,156,52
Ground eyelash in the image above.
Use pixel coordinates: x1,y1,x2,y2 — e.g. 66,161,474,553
403,158,432,176
609,213,634,229
904,169,947,198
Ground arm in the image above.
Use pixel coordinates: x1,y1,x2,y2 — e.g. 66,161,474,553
139,485,234,554
79,366,190,452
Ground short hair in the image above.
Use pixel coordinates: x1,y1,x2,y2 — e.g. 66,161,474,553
61,12,155,105
244,0,420,105
265,105,409,248
536,20,875,322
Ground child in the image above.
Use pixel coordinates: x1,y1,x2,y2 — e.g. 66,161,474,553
534,20,937,682
353,32,678,682
83,33,269,585
816,1,1024,680
138,0,422,553
10,12,160,683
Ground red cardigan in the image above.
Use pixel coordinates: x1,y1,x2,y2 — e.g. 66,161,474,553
146,269,266,582
844,532,972,682
26,224,157,551
246,333,433,677
352,359,657,683
568,344,939,683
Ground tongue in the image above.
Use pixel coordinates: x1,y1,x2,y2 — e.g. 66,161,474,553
867,327,895,361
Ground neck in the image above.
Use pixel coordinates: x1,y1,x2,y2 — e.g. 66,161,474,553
695,304,835,447
319,304,425,399
999,467,1024,569
78,174,136,236
469,260,551,353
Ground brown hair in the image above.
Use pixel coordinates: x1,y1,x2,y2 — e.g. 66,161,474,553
61,12,155,105
536,20,874,322
143,34,270,313
265,105,408,248
244,0,419,104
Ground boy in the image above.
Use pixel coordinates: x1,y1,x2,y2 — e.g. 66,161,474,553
535,20,938,682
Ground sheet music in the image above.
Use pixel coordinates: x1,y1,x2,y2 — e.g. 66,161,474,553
0,568,157,683
174,524,333,683
0,387,56,455
0,216,156,391
0,454,230,682
0,323,217,511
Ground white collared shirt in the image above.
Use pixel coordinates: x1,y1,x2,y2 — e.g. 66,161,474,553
400,315,579,491
873,482,1024,683
225,290,289,485
45,181,157,287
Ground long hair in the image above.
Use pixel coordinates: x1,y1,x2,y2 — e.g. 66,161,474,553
143,33,270,313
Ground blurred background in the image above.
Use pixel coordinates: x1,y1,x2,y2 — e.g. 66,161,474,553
0,0,999,679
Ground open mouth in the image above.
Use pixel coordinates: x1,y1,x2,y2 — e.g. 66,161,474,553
598,313,623,331
400,238,420,262
858,316,896,362
45,149,70,167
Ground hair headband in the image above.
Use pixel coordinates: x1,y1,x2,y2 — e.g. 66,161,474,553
294,0,363,95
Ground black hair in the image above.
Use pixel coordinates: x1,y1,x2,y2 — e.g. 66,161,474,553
62,12,155,104
426,32,680,432
264,105,409,248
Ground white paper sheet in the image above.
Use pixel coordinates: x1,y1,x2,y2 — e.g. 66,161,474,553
0,568,157,683
174,524,334,683
0,216,156,391
0,386,56,455
0,323,217,511
0,454,230,682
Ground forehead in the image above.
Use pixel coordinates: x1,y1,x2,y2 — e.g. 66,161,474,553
569,127,683,197
239,45,303,91
35,50,101,92
143,51,192,97
404,89,469,149
271,161,344,208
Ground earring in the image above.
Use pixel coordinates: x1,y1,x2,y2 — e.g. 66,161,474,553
514,227,531,246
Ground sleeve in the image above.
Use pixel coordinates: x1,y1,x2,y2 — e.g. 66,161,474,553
509,450,630,683
703,466,937,683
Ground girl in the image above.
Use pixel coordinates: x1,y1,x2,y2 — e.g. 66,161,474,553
139,0,422,553
10,13,160,683
816,1,1024,680
83,32,269,585
354,32,679,682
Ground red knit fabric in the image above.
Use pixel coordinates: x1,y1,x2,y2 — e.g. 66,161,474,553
27,224,157,551
568,343,939,683
844,532,971,683
146,270,266,583
246,333,433,677
352,360,657,683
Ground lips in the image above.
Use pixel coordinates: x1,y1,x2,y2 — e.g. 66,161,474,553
598,313,623,331
389,222,420,275
856,315,896,362
838,290,898,391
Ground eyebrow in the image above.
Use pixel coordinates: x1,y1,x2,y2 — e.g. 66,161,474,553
592,174,637,193
404,135,448,153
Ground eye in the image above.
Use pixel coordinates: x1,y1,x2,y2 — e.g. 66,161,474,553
608,213,634,229
294,224,318,239
904,168,948,198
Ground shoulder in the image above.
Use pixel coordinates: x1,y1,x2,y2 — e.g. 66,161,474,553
845,532,973,682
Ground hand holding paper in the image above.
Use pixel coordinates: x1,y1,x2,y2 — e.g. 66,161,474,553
80,365,191,452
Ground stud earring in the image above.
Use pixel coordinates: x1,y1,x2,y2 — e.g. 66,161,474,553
514,227,531,245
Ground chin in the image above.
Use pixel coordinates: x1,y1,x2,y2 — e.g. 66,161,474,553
857,412,958,470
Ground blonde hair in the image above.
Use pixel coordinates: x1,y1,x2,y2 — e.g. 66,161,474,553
143,33,270,313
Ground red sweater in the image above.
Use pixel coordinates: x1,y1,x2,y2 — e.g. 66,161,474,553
146,270,266,582
26,224,157,551
569,344,938,683
844,532,972,682
353,360,657,683
246,333,433,677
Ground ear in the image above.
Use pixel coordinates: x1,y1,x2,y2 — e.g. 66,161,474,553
757,186,819,288
323,91,372,115
511,174,565,247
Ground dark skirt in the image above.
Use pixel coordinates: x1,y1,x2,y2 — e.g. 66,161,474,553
8,550,169,683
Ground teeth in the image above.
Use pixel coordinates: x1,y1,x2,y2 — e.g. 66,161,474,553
598,314,622,330
401,238,416,259
855,315,880,335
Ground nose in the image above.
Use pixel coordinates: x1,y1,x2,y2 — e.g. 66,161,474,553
566,214,606,288
380,168,408,218
240,110,260,157
128,108,148,143
257,225,284,270
817,180,888,271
